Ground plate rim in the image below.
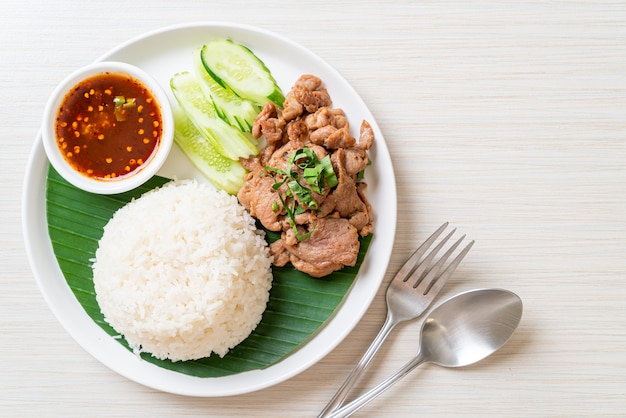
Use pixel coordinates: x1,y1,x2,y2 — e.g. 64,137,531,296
22,21,397,397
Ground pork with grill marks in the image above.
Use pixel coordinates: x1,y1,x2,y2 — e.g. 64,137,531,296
238,75,374,278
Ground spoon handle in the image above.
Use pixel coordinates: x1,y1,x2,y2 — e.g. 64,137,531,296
326,352,426,418
317,313,397,417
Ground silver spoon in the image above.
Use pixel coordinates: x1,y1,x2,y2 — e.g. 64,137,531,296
326,288,523,418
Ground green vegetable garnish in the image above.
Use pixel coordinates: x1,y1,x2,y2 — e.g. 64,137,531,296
266,146,339,241
113,96,136,122
356,159,372,182
293,147,338,194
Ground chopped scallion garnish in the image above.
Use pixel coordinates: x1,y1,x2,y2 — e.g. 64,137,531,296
113,96,137,122
265,146,339,241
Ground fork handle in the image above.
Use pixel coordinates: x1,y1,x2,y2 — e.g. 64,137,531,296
326,351,427,418
317,313,397,418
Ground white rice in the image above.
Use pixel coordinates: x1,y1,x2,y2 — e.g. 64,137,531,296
92,179,273,362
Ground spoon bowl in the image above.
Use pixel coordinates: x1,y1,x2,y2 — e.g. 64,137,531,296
422,288,523,367
327,288,523,418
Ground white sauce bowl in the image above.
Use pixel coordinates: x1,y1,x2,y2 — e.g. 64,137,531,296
41,61,174,195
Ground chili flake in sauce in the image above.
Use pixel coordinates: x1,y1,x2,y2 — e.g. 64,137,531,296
55,72,162,180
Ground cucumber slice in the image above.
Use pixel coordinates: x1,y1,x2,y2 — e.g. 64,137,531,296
170,71,259,161
193,47,260,133
201,39,285,107
173,106,246,194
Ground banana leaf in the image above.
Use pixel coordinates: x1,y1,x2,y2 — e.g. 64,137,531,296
45,166,371,377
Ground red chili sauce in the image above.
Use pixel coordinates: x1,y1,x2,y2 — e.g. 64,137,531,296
55,72,162,180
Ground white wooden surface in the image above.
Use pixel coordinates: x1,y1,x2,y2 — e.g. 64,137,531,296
2,1,625,416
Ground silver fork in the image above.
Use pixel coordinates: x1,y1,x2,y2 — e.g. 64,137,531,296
318,222,474,418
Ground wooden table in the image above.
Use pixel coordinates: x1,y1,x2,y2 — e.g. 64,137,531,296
2,1,625,416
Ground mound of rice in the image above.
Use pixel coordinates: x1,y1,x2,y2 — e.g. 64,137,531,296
92,179,273,362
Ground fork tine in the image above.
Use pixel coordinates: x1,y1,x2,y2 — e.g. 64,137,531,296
415,233,466,291
406,227,456,286
422,238,475,295
393,222,449,282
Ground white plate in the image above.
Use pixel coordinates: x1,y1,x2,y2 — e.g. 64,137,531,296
22,22,397,397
